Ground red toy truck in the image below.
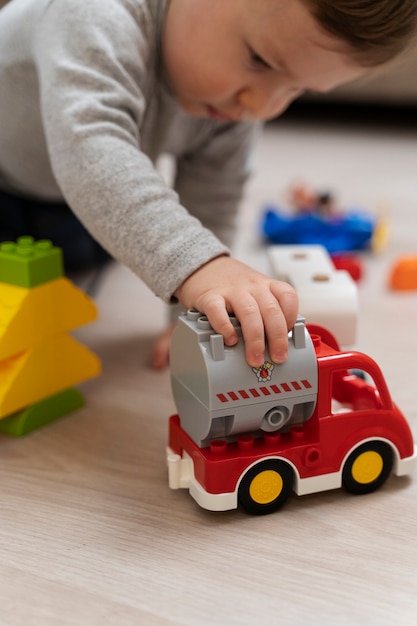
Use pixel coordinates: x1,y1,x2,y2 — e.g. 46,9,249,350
167,310,416,514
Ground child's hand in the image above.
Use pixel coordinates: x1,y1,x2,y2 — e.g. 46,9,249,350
174,256,298,367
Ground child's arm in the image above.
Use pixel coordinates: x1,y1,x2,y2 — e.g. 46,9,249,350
175,256,298,368
172,124,298,366
33,0,229,299
33,0,297,364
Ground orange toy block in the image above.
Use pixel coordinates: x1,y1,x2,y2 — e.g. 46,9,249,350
389,256,417,291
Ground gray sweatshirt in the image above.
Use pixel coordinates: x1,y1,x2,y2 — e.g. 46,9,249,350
0,0,256,302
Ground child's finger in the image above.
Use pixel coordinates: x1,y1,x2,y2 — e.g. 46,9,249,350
230,296,266,368
261,303,290,364
199,294,239,347
270,280,299,322
200,292,267,366
238,282,298,367
269,281,299,351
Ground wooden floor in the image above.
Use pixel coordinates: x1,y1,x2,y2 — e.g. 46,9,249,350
1,113,417,625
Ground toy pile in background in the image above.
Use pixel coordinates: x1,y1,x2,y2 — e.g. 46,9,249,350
262,181,417,292
261,182,392,282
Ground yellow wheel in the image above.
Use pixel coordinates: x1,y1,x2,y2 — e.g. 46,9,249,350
352,451,383,484
249,469,283,504
238,460,293,515
342,442,393,495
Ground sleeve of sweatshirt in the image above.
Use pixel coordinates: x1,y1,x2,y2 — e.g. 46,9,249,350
174,120,260,250
32,0,230,302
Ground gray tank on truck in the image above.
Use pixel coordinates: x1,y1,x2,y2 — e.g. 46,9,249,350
170,310,318,448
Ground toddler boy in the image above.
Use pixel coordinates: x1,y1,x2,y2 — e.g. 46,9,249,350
0,0,415,368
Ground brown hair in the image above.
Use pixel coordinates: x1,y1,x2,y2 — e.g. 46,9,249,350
302,0,417,66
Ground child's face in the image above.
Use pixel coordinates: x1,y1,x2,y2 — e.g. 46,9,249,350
163,0,366,122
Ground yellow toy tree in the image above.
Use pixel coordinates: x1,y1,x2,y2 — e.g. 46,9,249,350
0,237,101,435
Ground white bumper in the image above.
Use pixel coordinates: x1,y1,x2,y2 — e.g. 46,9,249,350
166,447,238,511
395,444,417,477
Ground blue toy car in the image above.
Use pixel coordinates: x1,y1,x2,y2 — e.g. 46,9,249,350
261,206,375,254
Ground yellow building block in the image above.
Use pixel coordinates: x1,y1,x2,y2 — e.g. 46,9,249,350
0,277,97,360
0,334,101,418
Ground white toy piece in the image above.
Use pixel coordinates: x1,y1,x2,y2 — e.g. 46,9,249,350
268,245,358,346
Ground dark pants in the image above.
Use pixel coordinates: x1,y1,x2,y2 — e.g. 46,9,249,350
0,190,110,271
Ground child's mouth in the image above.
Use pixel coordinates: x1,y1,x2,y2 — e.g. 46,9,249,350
206,105,235,122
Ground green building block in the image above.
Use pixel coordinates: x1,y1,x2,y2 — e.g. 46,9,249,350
0,388,85,436
0,237,63,287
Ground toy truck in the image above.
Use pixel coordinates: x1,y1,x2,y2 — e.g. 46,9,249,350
167,310,416,514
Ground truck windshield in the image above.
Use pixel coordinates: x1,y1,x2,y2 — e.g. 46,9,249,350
331,368,386,414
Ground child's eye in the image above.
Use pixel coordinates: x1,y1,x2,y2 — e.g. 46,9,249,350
249,49,270,69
